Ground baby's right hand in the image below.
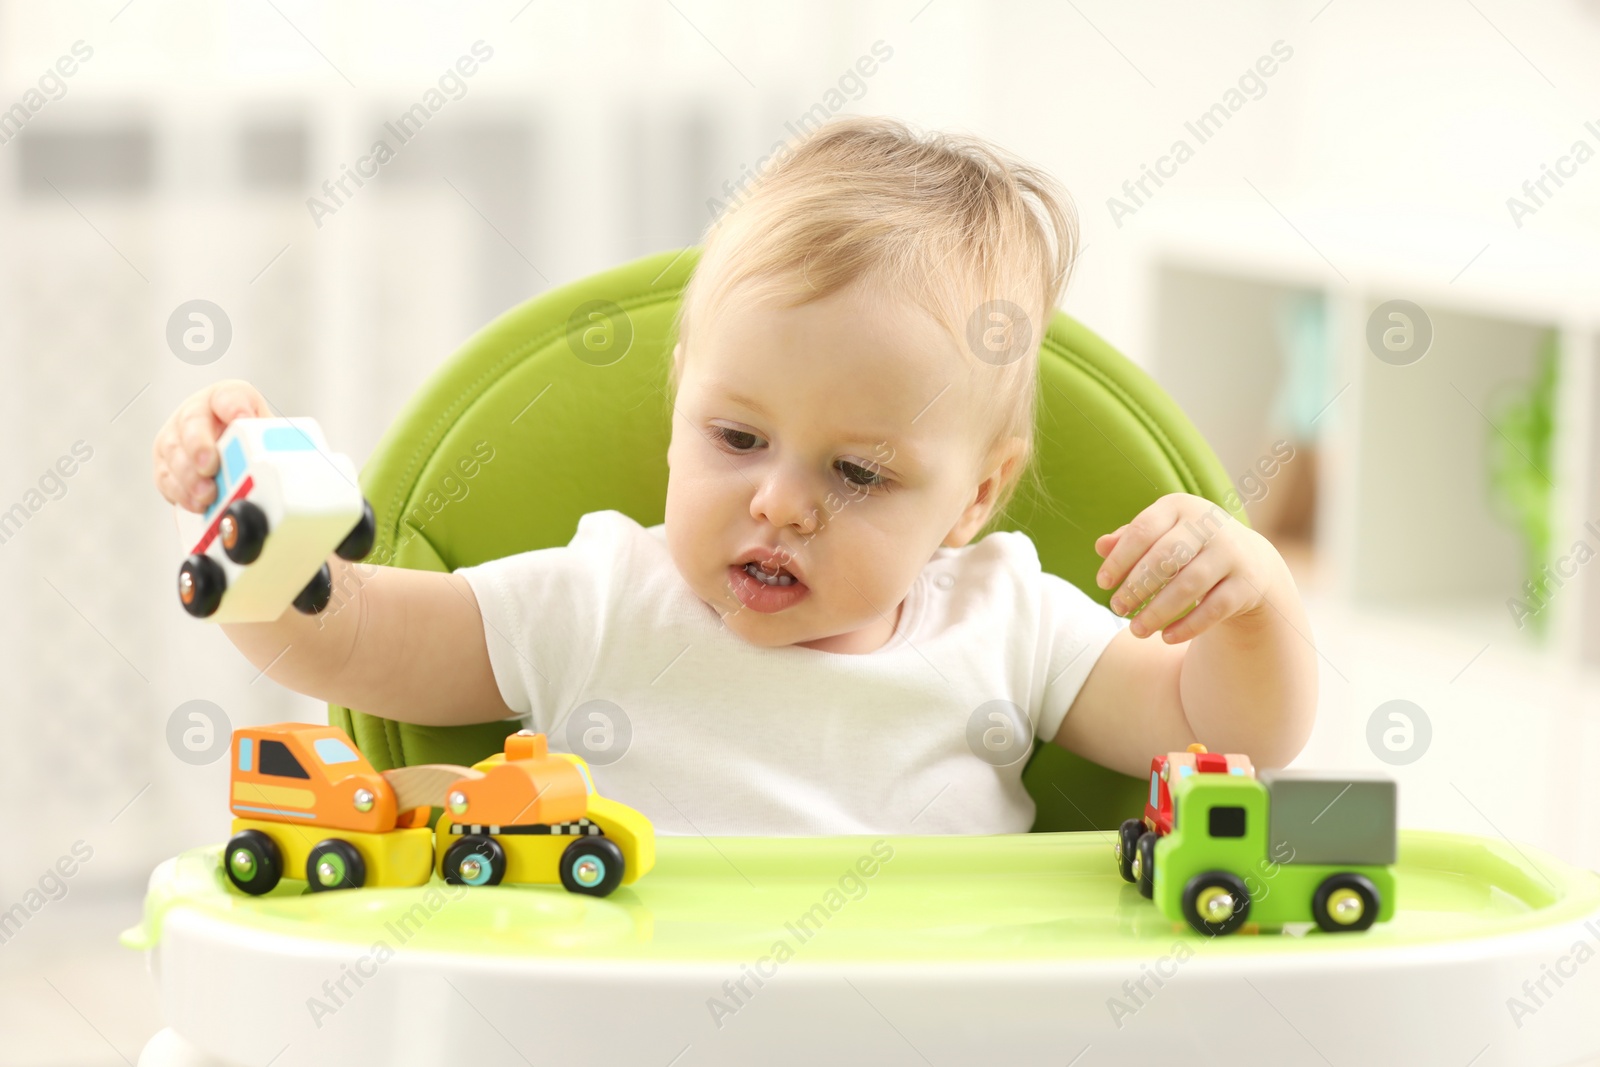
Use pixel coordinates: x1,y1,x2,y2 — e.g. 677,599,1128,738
152,380,272,512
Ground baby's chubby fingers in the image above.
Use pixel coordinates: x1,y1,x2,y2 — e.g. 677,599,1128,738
1092,524,1128,564
1124,543,1227,638
1154,574,1257,644
1106,519,1205,619
1099,493,1277,640
153,379,271,511
153,468,188,511
206,380,271,426
151,425,191,508
157,400,217,509
177,401,220,477
162,435,208,510
1094,495,1186,592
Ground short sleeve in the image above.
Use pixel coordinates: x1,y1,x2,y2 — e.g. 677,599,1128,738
452,511,630,734
1034,573,1131,744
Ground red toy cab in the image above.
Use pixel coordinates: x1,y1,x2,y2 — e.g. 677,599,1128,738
1115,743,1254,897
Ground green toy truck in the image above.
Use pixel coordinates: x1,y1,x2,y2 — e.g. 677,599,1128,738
1151,768,1397,936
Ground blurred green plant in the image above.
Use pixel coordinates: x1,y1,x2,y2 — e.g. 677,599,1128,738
1488,329,1558,638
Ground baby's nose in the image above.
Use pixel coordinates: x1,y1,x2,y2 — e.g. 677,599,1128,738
750,471,822,534
754,498,821,536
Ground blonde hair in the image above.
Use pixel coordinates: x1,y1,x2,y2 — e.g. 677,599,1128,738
671,114,1080,517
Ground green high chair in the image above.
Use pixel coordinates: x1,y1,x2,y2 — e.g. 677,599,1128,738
327,247,1248,832
129,251,1600,1067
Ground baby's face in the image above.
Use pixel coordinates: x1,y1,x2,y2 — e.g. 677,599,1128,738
665,278,1001,653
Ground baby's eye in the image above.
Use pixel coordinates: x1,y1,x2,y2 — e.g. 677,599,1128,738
836,459,886,490
711,425,763,452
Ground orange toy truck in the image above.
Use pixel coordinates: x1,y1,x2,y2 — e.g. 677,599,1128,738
437,731,656,897
223,723,435,895
1115,743,1254,897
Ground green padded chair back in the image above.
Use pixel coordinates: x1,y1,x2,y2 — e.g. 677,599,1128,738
329,248,1248,833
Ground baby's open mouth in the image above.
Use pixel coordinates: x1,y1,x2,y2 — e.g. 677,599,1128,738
727,555,810,614
742,561,797,587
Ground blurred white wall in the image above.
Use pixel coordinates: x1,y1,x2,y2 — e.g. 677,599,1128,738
2,3,1600,1057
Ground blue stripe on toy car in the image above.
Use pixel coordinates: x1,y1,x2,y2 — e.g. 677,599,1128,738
262,426,317,452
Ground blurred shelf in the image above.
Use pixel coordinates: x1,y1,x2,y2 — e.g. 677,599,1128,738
1124,196,1600,669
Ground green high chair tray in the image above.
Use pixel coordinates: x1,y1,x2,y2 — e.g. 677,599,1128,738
127,251,1600,1065
126,830,1600,1065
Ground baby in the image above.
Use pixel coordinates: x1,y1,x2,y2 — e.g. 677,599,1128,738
151,116,1316,836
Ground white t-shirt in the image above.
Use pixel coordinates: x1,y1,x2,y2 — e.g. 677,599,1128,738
455,510,1129,836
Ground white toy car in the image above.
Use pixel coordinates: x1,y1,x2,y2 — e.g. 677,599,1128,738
175,418,375,622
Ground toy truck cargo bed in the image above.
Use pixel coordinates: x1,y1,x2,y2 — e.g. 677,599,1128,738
124,830,1600,1067
1262,768,1398,865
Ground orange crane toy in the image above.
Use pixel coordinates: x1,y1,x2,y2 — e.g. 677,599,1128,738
436,730,655,897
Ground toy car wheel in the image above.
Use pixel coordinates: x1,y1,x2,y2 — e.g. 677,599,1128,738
1311,873,1379,933
1181,871,1252,937
443,835,506,887
178,554,227,618
335,499,377,562
1116,819,1145,883
306,839,367,892
220,500,269,565
1135,831,1158,899
224,829,282,896
292,563,333,615
560,837,625,897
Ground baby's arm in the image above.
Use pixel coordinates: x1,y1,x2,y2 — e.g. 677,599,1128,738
1052,493,1317,775
153,381,513,726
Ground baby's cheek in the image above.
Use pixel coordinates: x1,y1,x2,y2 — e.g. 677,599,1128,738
838,533,921,613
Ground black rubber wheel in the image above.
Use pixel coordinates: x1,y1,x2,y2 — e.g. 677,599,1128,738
292,562,333,614
1135,831,1158,899
178,554,227,618
305,839,366,892
335,499,376,562
220,500,269,564
1116,819,1145,883
443,835,506,887
560,837,625,897
1181,871,1252,937
1311,872,1380,933
223,829,282,896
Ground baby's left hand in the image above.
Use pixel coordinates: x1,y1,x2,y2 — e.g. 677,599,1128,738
1092,493,1281,643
